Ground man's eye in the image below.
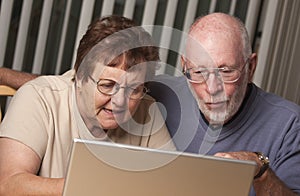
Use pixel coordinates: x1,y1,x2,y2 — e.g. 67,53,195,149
193,69,207,74
220,69,234,74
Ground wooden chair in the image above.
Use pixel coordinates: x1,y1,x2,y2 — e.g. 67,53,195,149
0,85,16,122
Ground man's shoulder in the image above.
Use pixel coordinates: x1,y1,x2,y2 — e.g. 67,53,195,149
148,74,196,108
254,84,300,116
148,74,188,95
152,74,187,87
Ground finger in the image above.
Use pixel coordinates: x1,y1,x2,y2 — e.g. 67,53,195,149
215,152,230,157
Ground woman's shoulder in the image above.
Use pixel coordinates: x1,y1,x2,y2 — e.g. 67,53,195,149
23,69,75,93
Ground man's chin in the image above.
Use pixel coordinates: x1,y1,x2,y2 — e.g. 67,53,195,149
205,112,229,125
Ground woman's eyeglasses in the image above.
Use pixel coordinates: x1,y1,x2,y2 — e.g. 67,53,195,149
89,77,149,100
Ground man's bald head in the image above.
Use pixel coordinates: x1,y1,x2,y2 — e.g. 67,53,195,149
188,13,252,60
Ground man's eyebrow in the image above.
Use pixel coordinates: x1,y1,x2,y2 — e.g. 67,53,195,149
186,59,240,69
218,64,239,69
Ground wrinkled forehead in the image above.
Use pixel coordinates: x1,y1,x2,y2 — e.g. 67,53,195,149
185,37,210,62
76,26,157,81
91,61,148,83
76,48,152,83
185,31,243,65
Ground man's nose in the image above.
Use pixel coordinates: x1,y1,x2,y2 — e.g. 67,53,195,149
205,73,224,95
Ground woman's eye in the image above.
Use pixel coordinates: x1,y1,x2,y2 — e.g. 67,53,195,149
132,86,143,94
99,82,115,89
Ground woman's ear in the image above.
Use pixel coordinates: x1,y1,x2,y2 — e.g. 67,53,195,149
75,77,82,90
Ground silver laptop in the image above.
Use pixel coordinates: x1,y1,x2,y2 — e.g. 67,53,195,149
63,139,256,196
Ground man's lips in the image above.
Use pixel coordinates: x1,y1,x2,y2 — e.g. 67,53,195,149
205,101,227,109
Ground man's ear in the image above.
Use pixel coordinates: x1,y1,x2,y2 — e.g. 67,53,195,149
248,53,257,82
180,55,186,70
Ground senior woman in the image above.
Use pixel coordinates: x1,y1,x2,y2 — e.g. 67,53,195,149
0,15,175,195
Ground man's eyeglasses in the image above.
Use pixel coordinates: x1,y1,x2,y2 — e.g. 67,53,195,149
183,59,249,84
89,77,149,100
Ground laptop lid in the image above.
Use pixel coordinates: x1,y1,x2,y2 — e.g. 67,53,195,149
63,139,256,196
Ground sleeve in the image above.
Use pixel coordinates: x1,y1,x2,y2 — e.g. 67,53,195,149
0,84,49,159
272,127,300,193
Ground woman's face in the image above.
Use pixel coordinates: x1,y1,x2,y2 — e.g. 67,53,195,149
92,64,147,130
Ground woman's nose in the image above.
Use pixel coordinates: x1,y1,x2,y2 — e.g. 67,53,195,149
111,88,127,106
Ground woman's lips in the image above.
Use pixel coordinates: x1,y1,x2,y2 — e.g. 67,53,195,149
102,108,125,116
103,108,113,113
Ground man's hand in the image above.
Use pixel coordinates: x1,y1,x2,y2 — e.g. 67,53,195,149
214,151,298,196
214,151,261,177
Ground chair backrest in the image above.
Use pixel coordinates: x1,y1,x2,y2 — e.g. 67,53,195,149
0,85,16,122
0,85,16,96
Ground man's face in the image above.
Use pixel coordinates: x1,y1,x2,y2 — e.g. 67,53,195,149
184,32,250,125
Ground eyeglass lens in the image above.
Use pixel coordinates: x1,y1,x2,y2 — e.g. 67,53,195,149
187,67,241,83
97,79,146,99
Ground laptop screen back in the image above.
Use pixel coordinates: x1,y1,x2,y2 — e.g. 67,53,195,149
63,139,256,196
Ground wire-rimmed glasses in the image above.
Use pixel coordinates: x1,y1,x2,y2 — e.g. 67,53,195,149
183,59,249,84
89,76,149,100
